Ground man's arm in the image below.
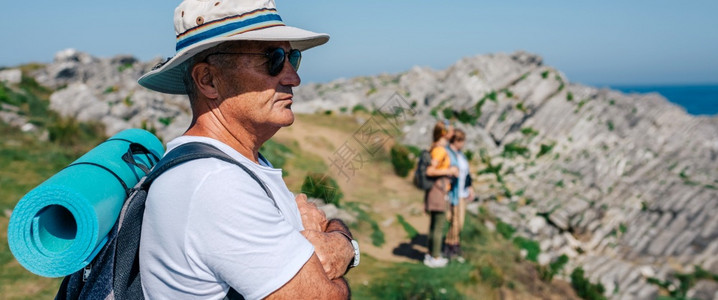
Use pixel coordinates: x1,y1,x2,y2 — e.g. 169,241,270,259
264,254,349,300
296,194,355,279
301,220,355,279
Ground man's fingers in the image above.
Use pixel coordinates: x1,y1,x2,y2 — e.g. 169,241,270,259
295,193,308,203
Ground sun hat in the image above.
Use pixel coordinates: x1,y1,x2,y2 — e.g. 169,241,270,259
138,0,329,94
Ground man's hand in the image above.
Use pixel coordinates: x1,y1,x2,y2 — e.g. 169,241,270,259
296,193,328,232
448,166,459,177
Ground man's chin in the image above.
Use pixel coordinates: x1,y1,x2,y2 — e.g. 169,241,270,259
275,109,295,127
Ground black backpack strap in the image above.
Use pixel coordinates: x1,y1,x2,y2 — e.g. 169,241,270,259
140,142,276,204
114,142,272,300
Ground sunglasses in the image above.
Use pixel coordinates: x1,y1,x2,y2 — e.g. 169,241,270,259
205,48,302,76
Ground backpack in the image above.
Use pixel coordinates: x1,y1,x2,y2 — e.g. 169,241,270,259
55,142,274,300
413,149,435,190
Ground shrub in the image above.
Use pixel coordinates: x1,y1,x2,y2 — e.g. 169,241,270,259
513,236,540,262
464,150,474,162
0,83,10,105
541,70,550,79
503,89,514,98
485,90,498,102
352,104,368,113
498,110,508,122
117,62,134,72
442,107,453,120
496,221,515,239
103,86,118,94
390,144,414,177
502,141,530,159
516,102,527,113
537,143,555,158
541,254,569,281
456,109,477,125
47,117,106,146
570,267,606,300
158,116,173,126
474,98,487,118
300,173,343,207
405,144,422,158
567,92,574,101
521,127,539,137
123,95,134,106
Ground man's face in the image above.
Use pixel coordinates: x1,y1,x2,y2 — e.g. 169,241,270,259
211,41,300,132
446,125,455,139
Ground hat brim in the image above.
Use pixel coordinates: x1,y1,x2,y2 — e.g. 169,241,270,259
138,25,329,94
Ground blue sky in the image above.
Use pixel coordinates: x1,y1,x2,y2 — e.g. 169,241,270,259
2,1,717,86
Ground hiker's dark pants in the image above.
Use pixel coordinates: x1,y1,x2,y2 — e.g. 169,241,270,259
428,211,446,258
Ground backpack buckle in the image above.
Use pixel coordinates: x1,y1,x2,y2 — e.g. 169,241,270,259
82,264,92,282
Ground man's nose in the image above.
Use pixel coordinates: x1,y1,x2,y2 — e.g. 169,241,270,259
279,58,301,87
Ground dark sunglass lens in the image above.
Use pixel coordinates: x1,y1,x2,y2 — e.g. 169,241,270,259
288,49,301,71
268,48,286,76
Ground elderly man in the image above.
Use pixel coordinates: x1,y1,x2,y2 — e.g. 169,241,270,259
137,0,358,299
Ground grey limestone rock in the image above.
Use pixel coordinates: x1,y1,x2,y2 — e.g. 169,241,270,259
14,49,718,299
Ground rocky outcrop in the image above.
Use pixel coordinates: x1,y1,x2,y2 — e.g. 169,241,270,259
32,49,191,138
12,48,718,299
293,51,718,299
0,68,22,84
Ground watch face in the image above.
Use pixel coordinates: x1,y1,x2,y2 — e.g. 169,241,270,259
351,240,360,267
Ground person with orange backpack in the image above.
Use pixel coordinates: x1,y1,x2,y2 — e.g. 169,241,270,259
422,120,458,268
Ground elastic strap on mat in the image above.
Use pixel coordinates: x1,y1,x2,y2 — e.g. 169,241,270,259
64,162,130,196
121,143,160,175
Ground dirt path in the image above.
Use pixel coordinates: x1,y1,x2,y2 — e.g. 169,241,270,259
275,115,430,263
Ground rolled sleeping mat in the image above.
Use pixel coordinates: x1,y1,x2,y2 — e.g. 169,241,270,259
7,128,164,277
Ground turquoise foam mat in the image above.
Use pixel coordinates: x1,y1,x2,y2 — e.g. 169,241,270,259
7,128,164,277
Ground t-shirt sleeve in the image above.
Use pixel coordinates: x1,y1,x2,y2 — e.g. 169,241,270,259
186,165,314,300
430,147,448,168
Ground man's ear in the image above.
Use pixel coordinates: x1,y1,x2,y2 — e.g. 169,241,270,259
192,62,219,100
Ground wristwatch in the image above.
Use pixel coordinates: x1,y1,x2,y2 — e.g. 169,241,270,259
333,231,360,268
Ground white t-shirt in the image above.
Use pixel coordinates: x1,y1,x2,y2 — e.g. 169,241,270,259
456,151,470,198
139,136,314,300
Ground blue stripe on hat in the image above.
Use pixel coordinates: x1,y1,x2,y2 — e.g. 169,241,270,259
176,13,284,52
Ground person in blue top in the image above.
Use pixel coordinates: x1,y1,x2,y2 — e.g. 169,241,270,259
444,129,474,261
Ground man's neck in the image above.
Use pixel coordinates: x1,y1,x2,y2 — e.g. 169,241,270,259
185,115,278,164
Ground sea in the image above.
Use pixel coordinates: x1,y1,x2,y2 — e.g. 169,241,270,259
609,84,718,117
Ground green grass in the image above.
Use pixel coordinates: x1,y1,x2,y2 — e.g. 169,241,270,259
344,202,385,247
352,257,473,300
259,138,294,170
0,119,106,299
0,73,111,299
396,214,418,239
496,221,516,239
